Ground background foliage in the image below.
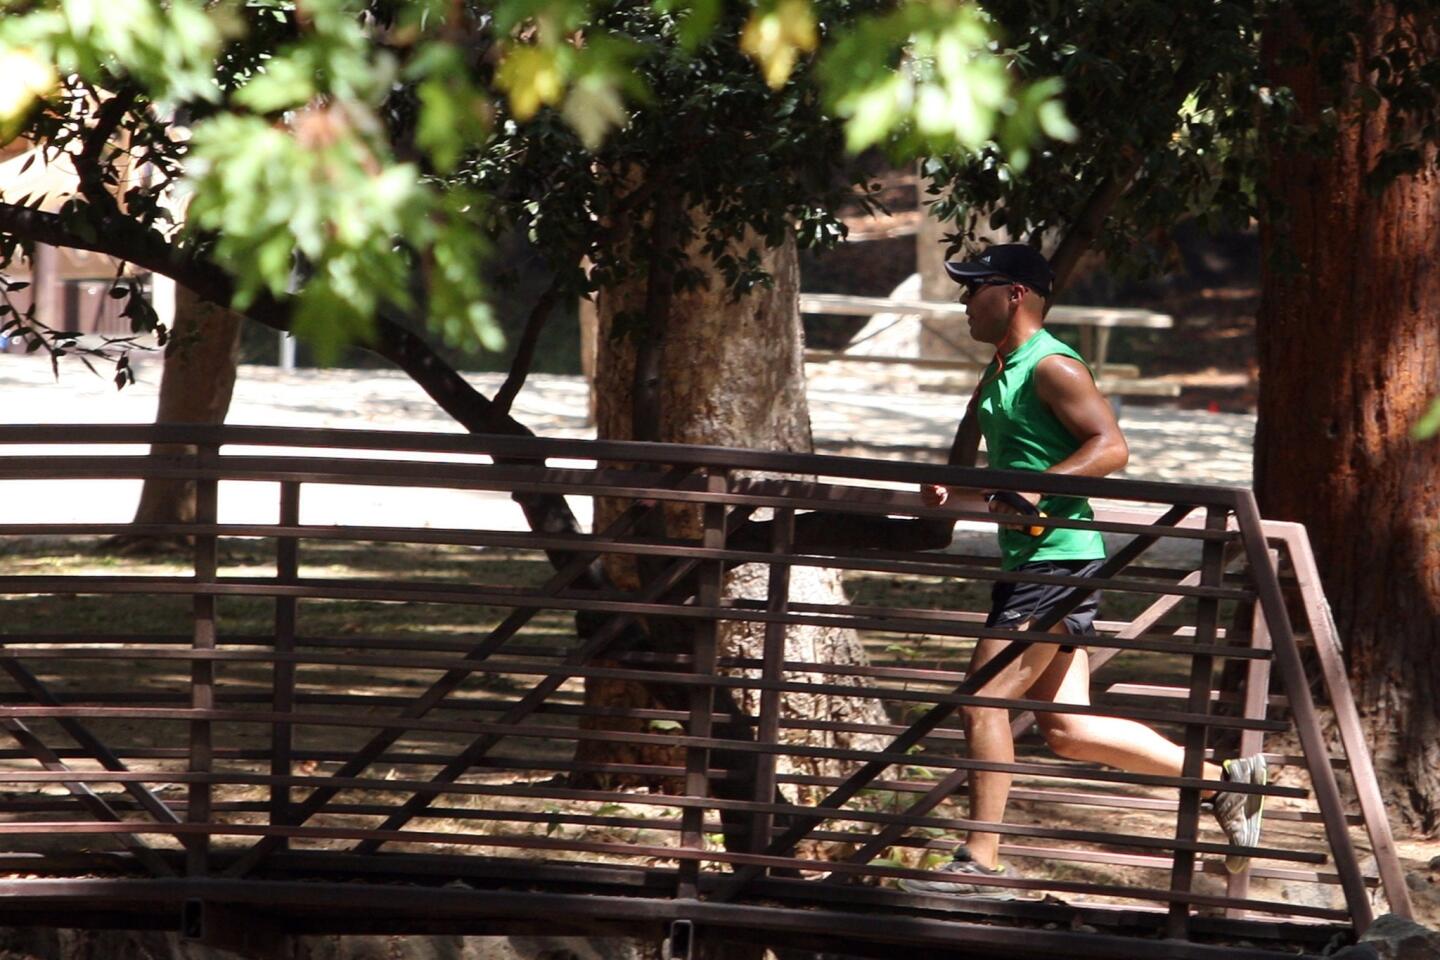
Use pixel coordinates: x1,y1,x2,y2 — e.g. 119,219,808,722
0,0,1070,363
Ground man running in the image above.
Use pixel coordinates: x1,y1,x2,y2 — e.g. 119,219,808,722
900,243,1266,895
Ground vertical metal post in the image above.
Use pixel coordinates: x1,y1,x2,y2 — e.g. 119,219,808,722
1233,494,1374,931
1225,549,1277,917
1281,524,1412,918
751,507,793,857
270,481,300,848
187,443,219,877
677,472,727,900
1165,506,1227,939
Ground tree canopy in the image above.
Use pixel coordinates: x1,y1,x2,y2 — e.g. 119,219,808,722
928,0,1437,289
0,0,1070,364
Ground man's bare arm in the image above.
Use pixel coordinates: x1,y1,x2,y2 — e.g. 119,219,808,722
1033,354,1129,478
929,354,1126,514
920,376,987,507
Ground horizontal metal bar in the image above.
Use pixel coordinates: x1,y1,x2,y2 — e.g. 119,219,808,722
0,743,1308,807
0,849,1352,946
0,798,724,833
0,505,1238,548
0,661,1292,732
0,577,1265,645
0,757,1359,827
0,619,1245,657
0,875,1352,939
0,812,1325,874
796,835,1371,888
0,423,1245,506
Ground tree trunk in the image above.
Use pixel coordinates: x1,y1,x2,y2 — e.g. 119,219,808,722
575,213,887,800
1255,3,1440,830
111,283,244,553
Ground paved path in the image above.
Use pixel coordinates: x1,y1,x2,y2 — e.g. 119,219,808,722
0,353,1254,546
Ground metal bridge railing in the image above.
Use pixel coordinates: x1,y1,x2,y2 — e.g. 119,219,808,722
0,424,1408,958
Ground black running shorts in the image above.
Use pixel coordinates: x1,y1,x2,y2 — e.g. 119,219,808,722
985,559,1105,651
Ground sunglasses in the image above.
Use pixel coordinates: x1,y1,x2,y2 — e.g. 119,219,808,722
959,277,1014,298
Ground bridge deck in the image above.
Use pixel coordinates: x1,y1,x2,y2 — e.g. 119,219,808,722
0,425,1407,958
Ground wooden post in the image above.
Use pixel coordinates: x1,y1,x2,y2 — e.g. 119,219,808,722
1283,528,1413,918
31,243,63,331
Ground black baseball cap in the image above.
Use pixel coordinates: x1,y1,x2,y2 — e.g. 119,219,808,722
944,243,1054,298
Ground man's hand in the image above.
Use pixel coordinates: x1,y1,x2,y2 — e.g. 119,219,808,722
985,490,1043,533
920,484,949,507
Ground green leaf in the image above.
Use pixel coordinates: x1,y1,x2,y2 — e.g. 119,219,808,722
675,0,720,51
740,0,818,91
416,86,459,172
841,76,905,153
0,46,58,132
561,74,628,149
497,44,565,121
1412,397,1440,439
235,56,317,113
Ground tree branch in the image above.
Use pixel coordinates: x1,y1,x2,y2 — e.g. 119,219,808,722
1046,165,1140,299
493,278,561,416
0,198,597,550
75,87,136,219
0,203,512,432
1047,56,1202,300
0,201,227,304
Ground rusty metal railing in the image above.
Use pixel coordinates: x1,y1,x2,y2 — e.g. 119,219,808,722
0,424,1407,958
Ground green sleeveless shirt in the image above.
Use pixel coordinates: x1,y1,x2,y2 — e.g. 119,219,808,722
977,328,1106,571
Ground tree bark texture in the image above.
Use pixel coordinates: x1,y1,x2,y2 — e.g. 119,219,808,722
120,282,244,549
578,217,887,798
1256,4,1440,829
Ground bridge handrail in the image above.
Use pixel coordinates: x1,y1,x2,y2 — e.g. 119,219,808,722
0,422,1241,507
0,422,1405,956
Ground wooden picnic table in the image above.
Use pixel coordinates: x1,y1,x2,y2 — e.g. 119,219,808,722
798,292,1173,375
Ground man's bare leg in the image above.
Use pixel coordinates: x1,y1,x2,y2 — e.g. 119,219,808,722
1023,648,1268,873
961,619,1071,869
1026,646,1224,782
963,627,1228,871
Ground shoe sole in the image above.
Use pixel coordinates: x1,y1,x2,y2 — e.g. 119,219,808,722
1224,757,1267,874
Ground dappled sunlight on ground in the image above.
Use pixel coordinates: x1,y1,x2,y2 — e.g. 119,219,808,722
0,355,1254,532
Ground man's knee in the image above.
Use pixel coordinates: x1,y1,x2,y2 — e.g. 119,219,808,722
1038,715,1090,760
963,704,1008,733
